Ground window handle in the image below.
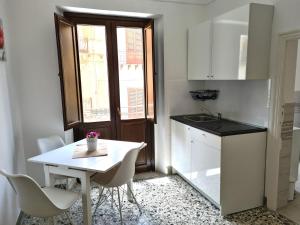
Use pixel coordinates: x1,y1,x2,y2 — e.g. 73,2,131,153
117,107,121,117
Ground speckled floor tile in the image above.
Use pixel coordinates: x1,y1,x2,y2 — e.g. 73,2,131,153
21,175,296,225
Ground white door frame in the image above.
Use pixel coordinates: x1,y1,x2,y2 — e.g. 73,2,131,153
266,30,300,210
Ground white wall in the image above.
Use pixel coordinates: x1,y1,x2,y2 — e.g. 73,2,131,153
265,0,300,209
295,40,300,92
204,80,270,126
0,0,26,224
206,0,275,17
294,40,300,127
5,0,207,182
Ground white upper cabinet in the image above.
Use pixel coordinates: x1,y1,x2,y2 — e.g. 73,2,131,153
188,20,212,80
188,3,274,80
212,5,249,80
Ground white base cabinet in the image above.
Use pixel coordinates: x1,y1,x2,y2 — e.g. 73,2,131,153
190,126,221,205
171,121,192,180
171,120,266,215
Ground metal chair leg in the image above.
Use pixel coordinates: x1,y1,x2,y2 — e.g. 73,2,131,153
127,180,134,203
64,212,74,225
17,211,25,225
128,185,142,214
117,187,123,225
66,178,69,190
111,188,114,208
43,218,47,225
93,187,105,215
47,217,55,225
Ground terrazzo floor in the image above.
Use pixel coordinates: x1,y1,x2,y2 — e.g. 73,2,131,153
22,174,296,225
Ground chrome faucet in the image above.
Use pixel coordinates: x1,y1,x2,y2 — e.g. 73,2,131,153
198,104,222,120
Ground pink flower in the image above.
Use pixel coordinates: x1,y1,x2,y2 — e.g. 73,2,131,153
86,131,100,139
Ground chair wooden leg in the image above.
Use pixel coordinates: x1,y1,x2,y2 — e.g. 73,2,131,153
117,187,123,225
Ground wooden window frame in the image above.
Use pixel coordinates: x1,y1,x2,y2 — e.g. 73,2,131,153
54,14,83,130
60,12,157,127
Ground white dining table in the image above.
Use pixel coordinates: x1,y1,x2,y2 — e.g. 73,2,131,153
28,138,144,225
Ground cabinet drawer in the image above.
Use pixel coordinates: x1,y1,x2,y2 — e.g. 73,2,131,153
190,126,221,149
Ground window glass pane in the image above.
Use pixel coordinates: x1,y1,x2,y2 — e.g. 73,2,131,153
77,25,111,122
117,27,145,120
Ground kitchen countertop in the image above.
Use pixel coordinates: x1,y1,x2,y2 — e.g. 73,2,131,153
170,114,267,136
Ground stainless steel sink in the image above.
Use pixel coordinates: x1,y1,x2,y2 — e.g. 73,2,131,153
183,114,218,122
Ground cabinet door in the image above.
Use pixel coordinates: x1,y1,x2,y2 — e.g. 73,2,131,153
212,5,249,80
188,21,212,80
171,121,192,180
190,128,221,205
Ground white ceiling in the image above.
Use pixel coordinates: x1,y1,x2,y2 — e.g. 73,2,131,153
59,0,216,17
150,0,216,5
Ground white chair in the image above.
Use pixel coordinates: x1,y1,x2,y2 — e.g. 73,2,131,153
0,169,80,225
37,135,72,189
92,142,147,224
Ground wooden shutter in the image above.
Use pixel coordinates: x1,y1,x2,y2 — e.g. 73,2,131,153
144,21,156,123
54,14,82,130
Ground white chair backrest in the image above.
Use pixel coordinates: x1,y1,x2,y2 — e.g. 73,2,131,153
109,142,146,187
37,135,65,154
0,170,61,217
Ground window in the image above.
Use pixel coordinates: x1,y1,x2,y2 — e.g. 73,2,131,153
77,25,111,122
117,27,145,120
54,13,156,129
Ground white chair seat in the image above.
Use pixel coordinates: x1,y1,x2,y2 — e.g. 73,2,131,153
43,187,80,210
92,164,120,186
0,170,79,224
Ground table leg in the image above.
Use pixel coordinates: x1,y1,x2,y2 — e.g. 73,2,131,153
127,179,133,203
81,172,92,225
44,165,55,187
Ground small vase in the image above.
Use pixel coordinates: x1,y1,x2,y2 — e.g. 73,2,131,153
87,138,97,152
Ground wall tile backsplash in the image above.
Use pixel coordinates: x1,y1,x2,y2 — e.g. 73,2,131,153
203,80,270,127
